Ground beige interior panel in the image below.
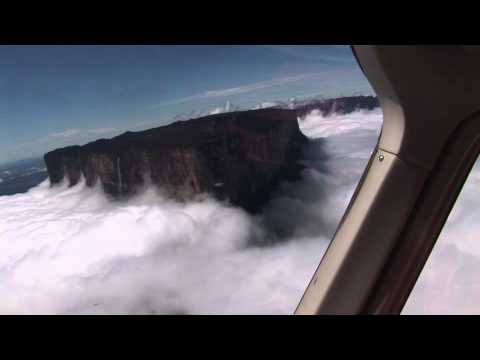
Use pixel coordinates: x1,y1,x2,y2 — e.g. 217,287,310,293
296,150,427,314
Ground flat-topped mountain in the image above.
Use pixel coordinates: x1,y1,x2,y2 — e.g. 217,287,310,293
43,96,379,212
44,108,308,213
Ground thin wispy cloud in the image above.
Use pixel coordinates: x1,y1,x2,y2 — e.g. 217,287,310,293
15,127,118,149
151,72,337,109
51,127,116,138
49,129,82,139
262,45,356,64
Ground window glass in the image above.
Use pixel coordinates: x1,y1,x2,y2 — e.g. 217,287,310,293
403,158,480,314
0,45,381,314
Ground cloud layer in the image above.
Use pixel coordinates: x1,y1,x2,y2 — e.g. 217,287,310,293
0,109,383,314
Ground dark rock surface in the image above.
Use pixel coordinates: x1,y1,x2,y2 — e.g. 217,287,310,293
44,108,308,213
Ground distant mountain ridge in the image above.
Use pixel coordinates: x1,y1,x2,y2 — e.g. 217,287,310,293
171,95,379,121
0,157,47,196
293,95,379,117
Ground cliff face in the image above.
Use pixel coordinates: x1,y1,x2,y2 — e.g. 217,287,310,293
44,108,308,213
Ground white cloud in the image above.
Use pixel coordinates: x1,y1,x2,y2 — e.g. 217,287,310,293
251,101,283,110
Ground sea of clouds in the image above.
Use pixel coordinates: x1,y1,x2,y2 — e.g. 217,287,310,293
0,108,411,314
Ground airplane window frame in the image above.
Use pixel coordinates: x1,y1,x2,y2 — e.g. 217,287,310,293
296,46,480,315
363,111,480,313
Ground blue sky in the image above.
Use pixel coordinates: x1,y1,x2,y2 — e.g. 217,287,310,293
0,45,373,165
